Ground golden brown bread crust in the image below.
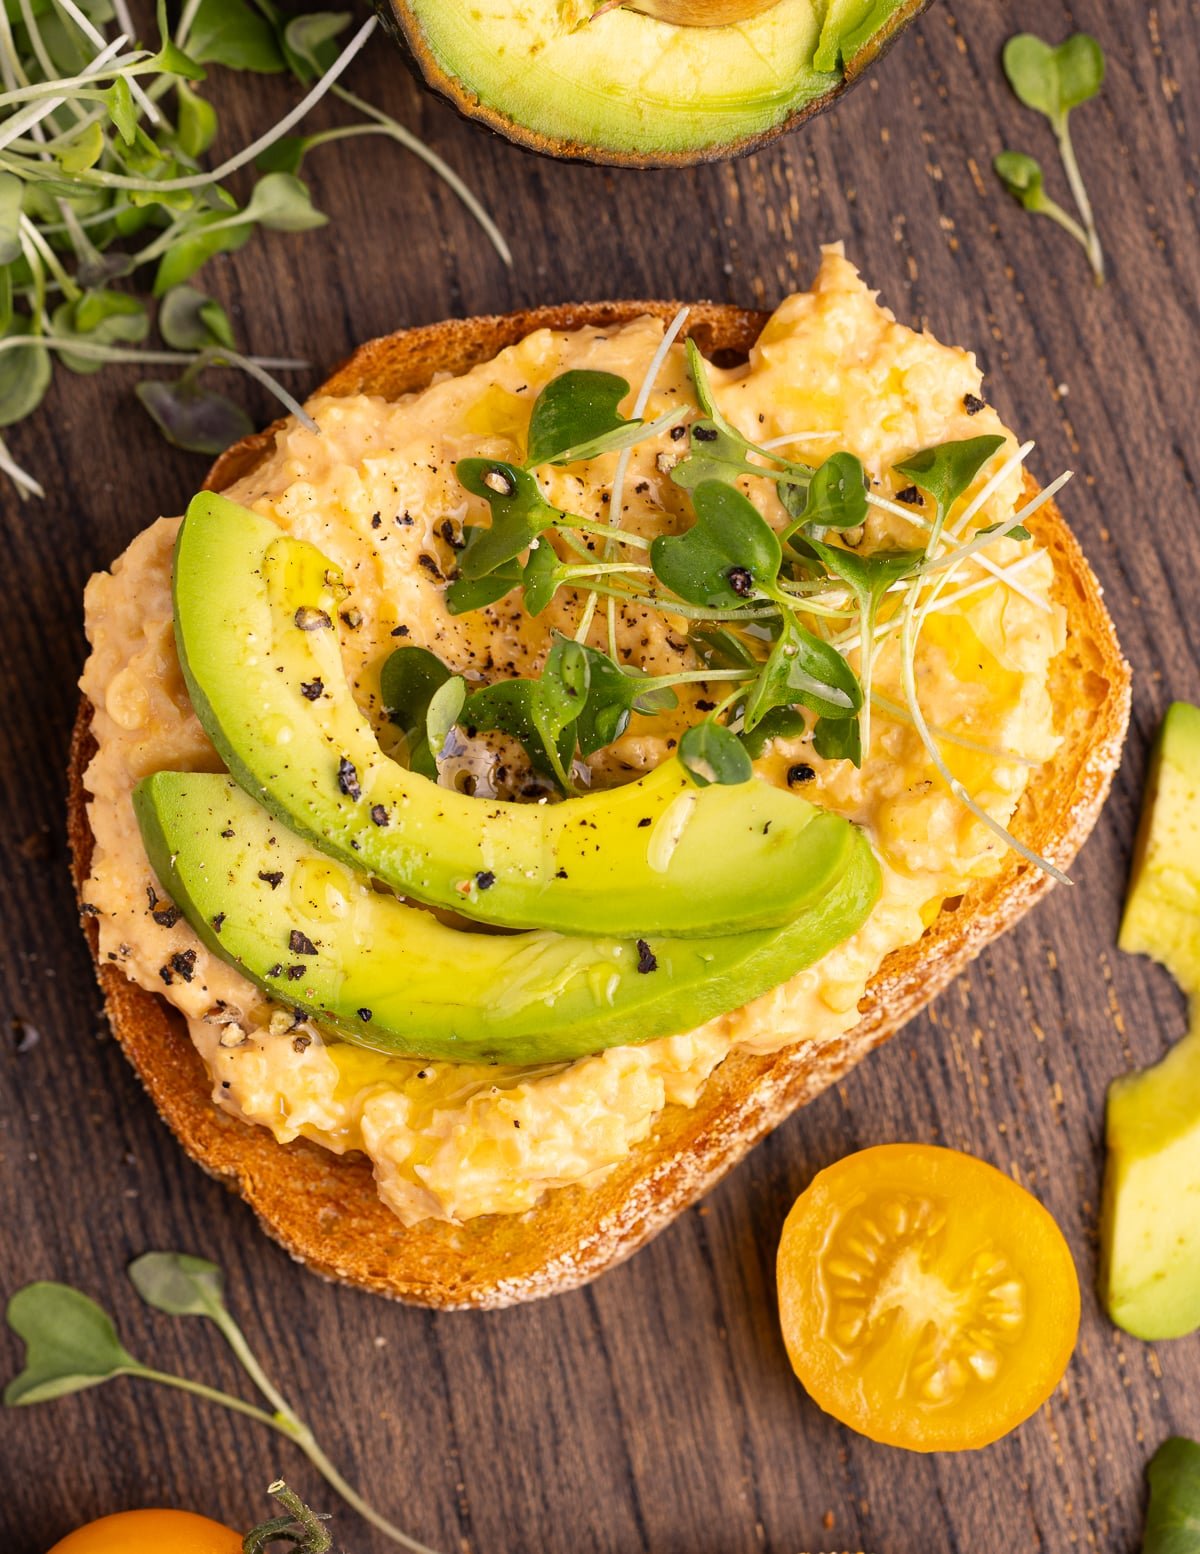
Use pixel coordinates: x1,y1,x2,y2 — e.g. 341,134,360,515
68,301,1131,1308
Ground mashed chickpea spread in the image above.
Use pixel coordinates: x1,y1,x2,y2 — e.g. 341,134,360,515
81,250,1065,1225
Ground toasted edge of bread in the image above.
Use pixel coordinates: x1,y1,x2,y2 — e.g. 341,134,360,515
67,301,1131,1309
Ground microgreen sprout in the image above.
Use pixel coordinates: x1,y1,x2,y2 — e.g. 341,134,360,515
0,0,508,497
995,32,1106,282
4,1253,440,1552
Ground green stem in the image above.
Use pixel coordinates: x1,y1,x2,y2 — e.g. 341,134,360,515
1032,188,1093,258
555,513,649,549
285,1427,441,1554
1055,115,1104,282
131,1366,291,1431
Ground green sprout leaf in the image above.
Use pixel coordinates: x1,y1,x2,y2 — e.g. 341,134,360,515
159,285,236,351
997,32,1106,283
651,479,782,609
380,644,456,779
239,172,326,233
4,1283,138,1405
152,213,254,297
106,76,138,146
456,459,561,581
739,706,807,759
572,645,676,757
994,150,1047,209
525,369,636,467
1002,32,1104,124
1143,1436,1200,1554
52,289,149,373
282,11,352,82
128,1252,226,1318
59,120,106,175
0,176,22,266
136,377,254,454
445,530,523,614
174,81,218,159
893,435,1006,519
688,624,760,673
741,616,861,735
186,0,285,72
425,675,466,768
812,714,862,766
0,323,52,427
679,720,753,787
521,538,563,616
781,450,868,534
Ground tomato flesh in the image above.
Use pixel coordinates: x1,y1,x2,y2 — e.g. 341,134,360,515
777,1144,1080,1451
47,1508,242,1554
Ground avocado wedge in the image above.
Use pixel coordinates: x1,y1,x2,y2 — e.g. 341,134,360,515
135,772,880,1065
174,492,861,939
380,0,928,167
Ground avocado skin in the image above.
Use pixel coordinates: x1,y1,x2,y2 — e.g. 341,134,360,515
378,0,929,169
1102,703,1200,1340
174,492,860,940
135,771,881,1066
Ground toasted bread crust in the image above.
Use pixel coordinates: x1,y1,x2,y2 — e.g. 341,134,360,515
68,302,1131,1308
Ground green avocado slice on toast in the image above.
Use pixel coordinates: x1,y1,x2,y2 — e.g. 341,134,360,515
134,771,881,1066
173,492,861,940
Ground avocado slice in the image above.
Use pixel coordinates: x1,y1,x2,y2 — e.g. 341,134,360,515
134,771,881,1065
174,492,859,939
381,0,928,168
1101,703,1200,1340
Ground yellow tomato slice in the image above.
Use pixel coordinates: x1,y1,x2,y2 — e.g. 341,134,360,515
777,1143,1080,1452
47,1508,242,1554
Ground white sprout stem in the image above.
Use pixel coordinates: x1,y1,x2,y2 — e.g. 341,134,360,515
898,568,1069,885
889,502,1052,614
1057,116,1104,281
592,304,690,653
109,0,136,44
0,4,30,91
0,432,45,498
51,0,160,124
758,430,836,450
950,439,1034,537
329,89,511,267
0,333,306,370
833,552,1045,655
916,470,1074,581
207,349,317,431
20,214,79,298
0,35,134,151
174,0,204,50
869,689,1039,769
84,15,380,191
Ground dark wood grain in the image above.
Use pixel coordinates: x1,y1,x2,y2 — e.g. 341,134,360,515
1,1,1198,1549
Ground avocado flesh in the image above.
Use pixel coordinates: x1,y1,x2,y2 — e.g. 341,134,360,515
135,772,881,1065
175,492,859,939
1102,703,1200,1340
392,0,916,163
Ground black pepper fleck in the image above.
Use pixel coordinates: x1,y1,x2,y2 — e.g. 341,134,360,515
357,1008,372,1022
170,949,197,983
670,424,687,441
695,699,716,712
340,609,363,630
636,939,658,975
896,485,923,505
476,870,496,890
787,763,816,786
268,963,283,977
637,817,651,828
693,425,718,443
390,625,410,637
300,678,324,700
370,804,389,827
337,758,362,800
285,965,305,981
963,393,986,416
258,870,284,890
293,1033,312,1053
211,913,225,934
727,566,753,597
289,929,317,956
294,605,332,631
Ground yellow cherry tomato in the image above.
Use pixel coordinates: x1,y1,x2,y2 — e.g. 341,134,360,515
777,1143,1080,1452
48,1508,242,1554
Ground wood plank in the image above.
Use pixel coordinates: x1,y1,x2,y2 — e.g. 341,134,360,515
1,0,1198,1548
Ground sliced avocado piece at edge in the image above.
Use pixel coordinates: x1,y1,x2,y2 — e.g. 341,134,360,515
134,771,881,1067
175,491,859,939
1101,702,1200,1340
382,0,927,167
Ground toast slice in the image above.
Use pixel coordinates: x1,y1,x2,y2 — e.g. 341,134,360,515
67,302,1131,1308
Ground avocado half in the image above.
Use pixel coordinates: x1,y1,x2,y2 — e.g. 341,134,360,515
379,0,930,167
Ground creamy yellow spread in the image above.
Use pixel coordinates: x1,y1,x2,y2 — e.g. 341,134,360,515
80,249,1065,1225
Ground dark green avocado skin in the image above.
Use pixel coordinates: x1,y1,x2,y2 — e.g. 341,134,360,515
173,492,863,940
376,0,931,169
135,771,882,1066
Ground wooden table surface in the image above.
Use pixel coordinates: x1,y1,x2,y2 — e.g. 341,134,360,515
2,1,1198,1549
